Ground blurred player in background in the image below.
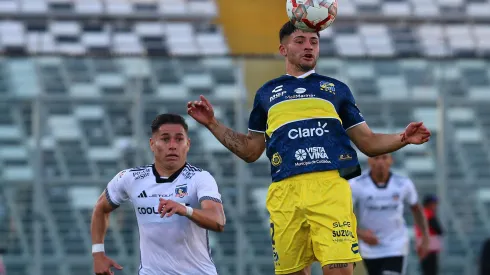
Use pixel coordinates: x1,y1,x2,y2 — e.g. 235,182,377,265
349,154,430,275
188,21,431,275
416,194,444,275
90,114,225,275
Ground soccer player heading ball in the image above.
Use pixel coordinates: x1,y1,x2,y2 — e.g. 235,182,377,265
188,22,431,275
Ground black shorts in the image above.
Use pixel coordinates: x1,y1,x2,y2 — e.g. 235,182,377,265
363,256,406,275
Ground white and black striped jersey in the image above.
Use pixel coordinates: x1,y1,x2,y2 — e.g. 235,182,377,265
349,171,419,259
105,162,222,275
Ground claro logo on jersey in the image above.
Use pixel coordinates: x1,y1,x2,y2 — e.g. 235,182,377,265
288,122,329,139
294,147,331,166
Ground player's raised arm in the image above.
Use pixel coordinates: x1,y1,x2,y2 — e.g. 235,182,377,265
347,120,431,157
187,95,265,163
338,83,431,157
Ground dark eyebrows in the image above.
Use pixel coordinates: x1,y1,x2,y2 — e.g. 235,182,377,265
293,35,319,41
160,133,185,137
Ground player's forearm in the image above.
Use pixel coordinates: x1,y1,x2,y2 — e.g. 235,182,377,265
188,208,225,232
412,206,430,239
206,118,256,162
361,132,408,157
90,208,110,244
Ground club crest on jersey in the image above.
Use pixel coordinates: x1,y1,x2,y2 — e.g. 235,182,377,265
271,153,282,167
339,154,352,161
320,81,335,95
175,185,188,198
392,193,400,201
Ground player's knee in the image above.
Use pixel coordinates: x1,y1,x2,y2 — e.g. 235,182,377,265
322,263,354,275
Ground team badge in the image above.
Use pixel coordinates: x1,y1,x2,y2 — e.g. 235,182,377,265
175,185,188,198
320,81,335,95
392,193,400,201
271,153,282,167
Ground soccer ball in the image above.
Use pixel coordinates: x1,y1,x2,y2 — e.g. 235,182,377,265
286,0,338,32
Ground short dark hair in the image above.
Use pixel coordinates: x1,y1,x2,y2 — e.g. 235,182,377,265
151,113,189,134
423,194,438,206
279,21,320,43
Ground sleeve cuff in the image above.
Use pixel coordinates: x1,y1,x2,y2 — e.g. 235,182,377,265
199,196,222,204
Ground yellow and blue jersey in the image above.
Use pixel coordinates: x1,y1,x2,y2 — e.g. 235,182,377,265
248,71,365,183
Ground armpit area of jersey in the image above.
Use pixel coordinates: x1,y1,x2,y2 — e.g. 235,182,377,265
339,164,362,180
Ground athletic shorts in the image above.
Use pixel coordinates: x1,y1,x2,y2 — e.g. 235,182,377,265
363,256,406,275
266,170,362,274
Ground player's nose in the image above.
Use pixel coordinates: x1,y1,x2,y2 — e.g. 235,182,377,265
304,41,313,50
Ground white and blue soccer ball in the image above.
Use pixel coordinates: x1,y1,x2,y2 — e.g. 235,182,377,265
286,0,338,32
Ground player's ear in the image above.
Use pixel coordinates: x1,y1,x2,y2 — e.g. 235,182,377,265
279,43,287,57
149,137,154,152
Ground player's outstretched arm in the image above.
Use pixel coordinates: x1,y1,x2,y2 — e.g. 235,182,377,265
188,95,265,163
347,122,431,157
158,198,226,232
91,191,123,274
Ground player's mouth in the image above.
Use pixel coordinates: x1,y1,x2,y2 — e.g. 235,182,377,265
302,54,314,61
165,154,179,160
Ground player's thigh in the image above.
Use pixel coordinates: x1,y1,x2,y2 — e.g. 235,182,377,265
381,256,405,274
266,180,314,274
305,176,361,266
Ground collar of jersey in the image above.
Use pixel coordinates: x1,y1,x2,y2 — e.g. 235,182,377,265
286,69,315,79
152,163,186,183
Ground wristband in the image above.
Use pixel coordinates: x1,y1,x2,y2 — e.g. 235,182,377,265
92,244,105,254
185,206,194,217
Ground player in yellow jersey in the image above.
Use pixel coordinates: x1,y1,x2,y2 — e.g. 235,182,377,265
187,21,431,275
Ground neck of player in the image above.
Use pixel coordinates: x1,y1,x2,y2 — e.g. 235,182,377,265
286,62,312,77
154,160,184,177
370,170,390,184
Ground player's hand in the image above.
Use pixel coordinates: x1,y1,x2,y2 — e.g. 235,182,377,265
158,198,186,218
358,229,379,245
417,236,430,259
187,95,216,128
93,252,123,275
401,122,431,145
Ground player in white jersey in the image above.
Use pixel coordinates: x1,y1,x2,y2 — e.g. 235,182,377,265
90,113,226,275
349,154,430,275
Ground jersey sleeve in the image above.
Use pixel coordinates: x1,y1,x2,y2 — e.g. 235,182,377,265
105,170,130,208
196,171,222,204
339,83,365,131
248,89,267,133
404,178,419,206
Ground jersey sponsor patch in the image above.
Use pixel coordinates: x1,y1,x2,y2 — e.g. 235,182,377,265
132,167,151,180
